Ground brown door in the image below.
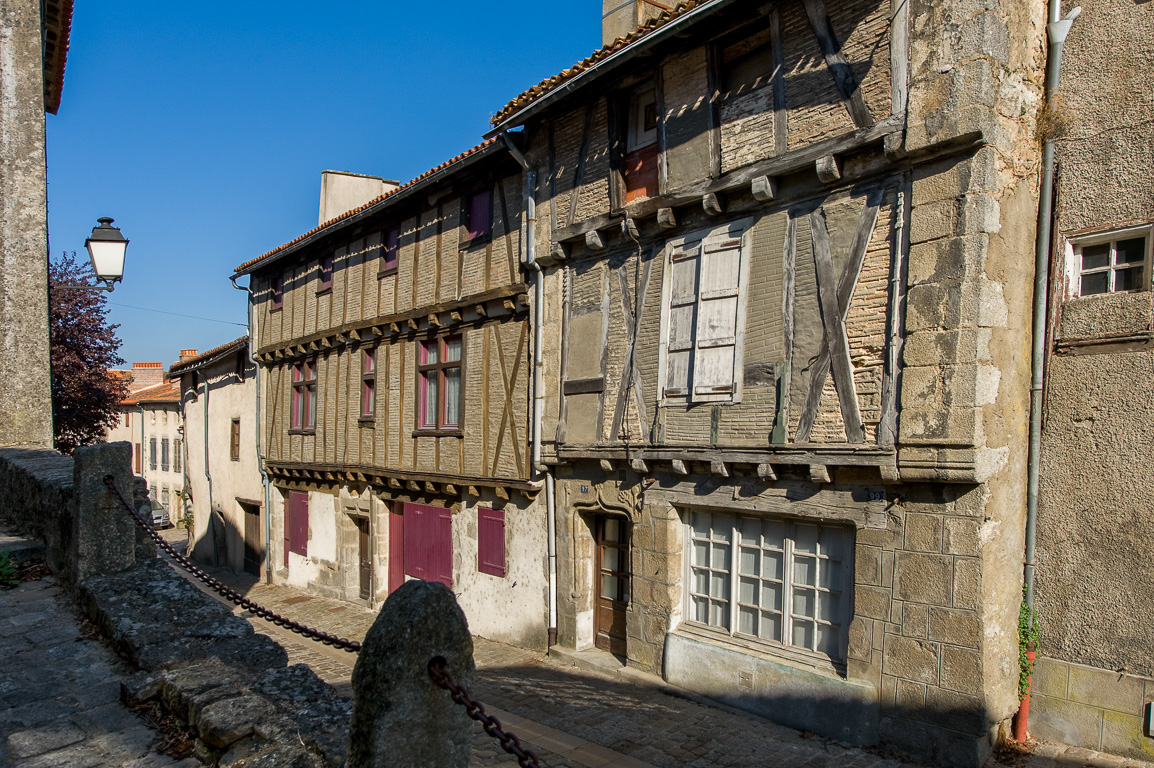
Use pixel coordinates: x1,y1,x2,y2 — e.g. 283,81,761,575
242,503,262,577
356,516,371,601
595,516,629,655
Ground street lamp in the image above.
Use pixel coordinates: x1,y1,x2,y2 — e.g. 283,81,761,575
83,217,129,291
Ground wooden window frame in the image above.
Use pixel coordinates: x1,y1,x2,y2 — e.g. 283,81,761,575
378,228,400,278
461,189,493,248
415,334,465,436
161,438,170,472
657,219,753,406
149,437,157,470
1070,224,1153,297
230,418,241,461
619,84,661,205
174,438,182,472
684,510,853,669
290,358,318,434
317,255,334,295
360,349,376,421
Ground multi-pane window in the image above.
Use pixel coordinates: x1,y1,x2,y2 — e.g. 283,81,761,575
623,86,659,203
174,439,182,472
1076,231,1151,296
381,228,399,275
659,220,751,404
149,437,157,470
291,359,317,431
161,438,170,471
319,255,333,292
230,418,241,461
464,190,492,243
687,511,852,662
272,275,284,310
361,350,376,418
417,335,463,431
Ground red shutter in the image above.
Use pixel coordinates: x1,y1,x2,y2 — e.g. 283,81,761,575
403,503,453,587
287,492,309,559
477,507,506,578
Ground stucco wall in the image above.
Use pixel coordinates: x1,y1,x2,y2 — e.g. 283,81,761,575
0,0,52,449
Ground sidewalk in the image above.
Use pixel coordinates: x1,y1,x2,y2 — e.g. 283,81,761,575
0,558,197,767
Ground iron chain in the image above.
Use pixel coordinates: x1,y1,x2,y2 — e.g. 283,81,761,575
428,660,542,768
102,474,362,652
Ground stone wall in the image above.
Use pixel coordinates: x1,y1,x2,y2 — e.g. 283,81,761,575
0,0,53,449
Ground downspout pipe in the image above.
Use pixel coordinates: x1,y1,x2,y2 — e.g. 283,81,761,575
501,131,557,645
233,275,273,583
1025,1,1080,610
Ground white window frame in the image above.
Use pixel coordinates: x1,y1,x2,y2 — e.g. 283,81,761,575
682,510,854,668
657,219,752,405
1066,223,1153,298
627,87,658,152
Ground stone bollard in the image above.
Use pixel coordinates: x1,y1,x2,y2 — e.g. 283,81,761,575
347,580,476,768
72,441,138,582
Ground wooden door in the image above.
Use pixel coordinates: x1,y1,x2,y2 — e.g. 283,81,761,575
356,516,371,600
388,505,404,595
595,516,629,655
242,503,262,576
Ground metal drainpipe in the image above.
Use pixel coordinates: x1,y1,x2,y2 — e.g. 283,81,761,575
1025,1,1080,610
501,131,557,645
202,365,215,565
232,276,273,584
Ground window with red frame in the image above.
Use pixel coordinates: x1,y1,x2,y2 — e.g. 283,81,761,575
477,507,506,578
272,275,284,310
381,228,399,274
361,349,376,418
319,256,333,292
463,190,491,243
291,359,317,431
417,335,463,431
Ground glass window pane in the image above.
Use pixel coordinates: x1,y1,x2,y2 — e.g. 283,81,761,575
738,546,758,576
604,518,620,543
1116,237,1146,264
1081,243,1110,270
1081,271,1108,295
739,517,759,545
692,513,710,539
423,341,438,365
762,519,787,548
819,559,841,589
761,581,782,612
693,568,709,595
794,524,818,554
443,368,461,426
792,588,816,618
819,528,843,559
710,571,729,600
819,592,841,623
1115,266,1143,292
816,623,839,656
738,605,757,636
792,619,814,650
738,576,757,604
794,556,816,586
603,546,619,573
601,574,618,600
693,540,709,567
710,600,729,629
763,550,783,580
693,596,709,623
445,337,462,362
711,542,731,571
422,372,437,427
760,611,781,642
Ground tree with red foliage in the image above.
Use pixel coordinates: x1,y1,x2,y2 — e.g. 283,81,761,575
48,251,128,454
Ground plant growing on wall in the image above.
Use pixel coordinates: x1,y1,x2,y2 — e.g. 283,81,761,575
1018,587,1041,700
49,252,128,454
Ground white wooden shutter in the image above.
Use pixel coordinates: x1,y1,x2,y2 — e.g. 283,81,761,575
691,229,744,402
664,237,701,398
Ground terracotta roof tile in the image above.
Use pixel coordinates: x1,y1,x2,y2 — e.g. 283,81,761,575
490,1,707,126
121,380,181,405
233,138,501,275
167,336,248,377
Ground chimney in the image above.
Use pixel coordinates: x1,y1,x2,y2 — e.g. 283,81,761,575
318,171,400,226
179,349,198,362
129,362,165,391
602,0,667,46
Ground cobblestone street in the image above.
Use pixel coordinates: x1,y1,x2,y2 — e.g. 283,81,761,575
0,573,196,768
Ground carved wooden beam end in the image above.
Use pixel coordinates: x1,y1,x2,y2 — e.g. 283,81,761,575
622,217,640,239
710,460,729,478
599,459,615,473
757,463,778,481
809,465,832,484
585,230,606,250
751,176,778,202
495,486,510,501
815,155,842,183
657,207,677,230
671,459,689,476
703,193,725,216
630,458,649,475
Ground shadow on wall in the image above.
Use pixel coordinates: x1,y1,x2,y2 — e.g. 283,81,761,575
189,504,263,577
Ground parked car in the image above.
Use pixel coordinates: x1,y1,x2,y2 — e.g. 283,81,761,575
149,501,172,529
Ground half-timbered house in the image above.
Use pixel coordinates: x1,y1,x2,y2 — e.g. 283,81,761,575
232,143,549,649
486,1,1047,764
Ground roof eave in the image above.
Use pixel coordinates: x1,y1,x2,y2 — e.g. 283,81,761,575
167,338,249,378
484,0,737,138
233,141,507,279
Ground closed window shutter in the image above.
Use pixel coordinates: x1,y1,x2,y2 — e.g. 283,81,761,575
664,239,701,398
403,503,453,587
692,233,743,401
288,492,309,558
477,507,506,578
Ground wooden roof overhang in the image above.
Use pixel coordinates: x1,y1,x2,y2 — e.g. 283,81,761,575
42,0,74,114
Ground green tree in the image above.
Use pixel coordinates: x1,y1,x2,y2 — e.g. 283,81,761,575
48,252,128,454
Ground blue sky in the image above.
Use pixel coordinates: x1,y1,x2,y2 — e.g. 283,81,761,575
47,1,600,365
